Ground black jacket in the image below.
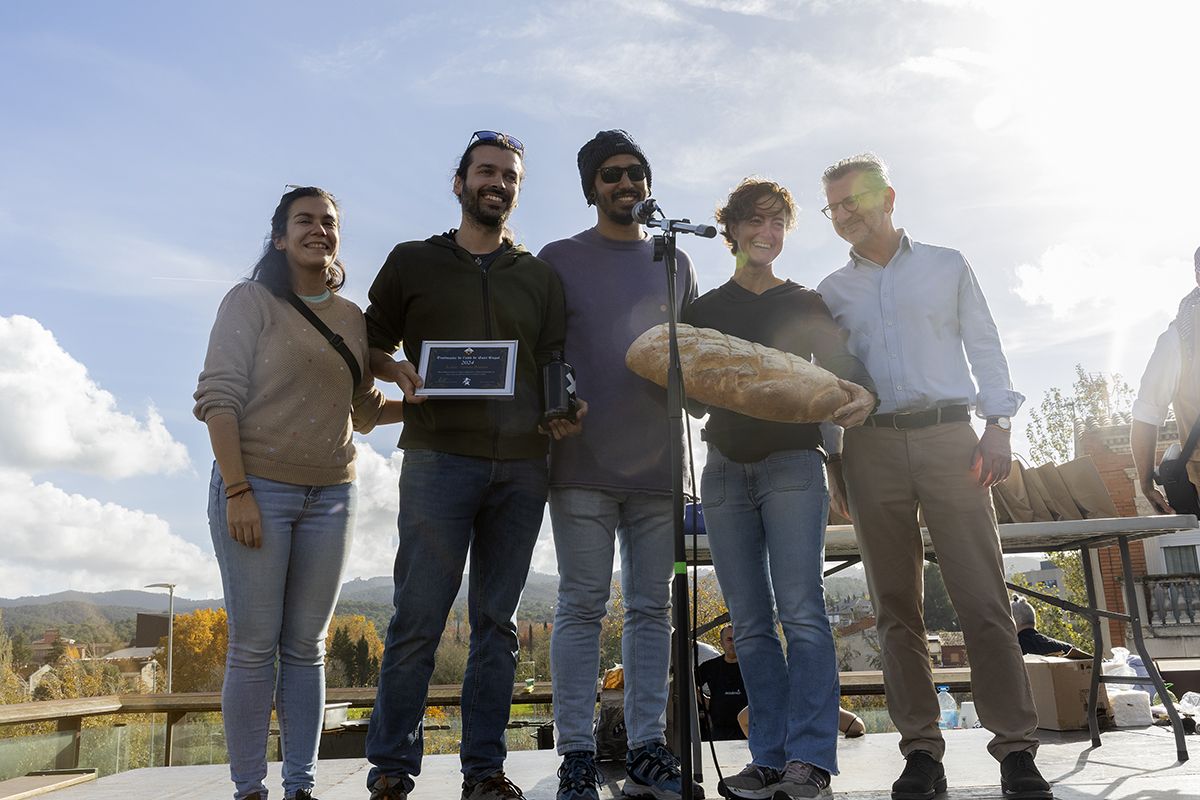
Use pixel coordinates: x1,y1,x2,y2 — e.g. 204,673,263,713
365,232,566,459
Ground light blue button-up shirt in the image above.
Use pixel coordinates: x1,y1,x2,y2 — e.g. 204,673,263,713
817,231,1024,418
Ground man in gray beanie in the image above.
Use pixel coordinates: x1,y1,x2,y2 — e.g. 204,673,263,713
1133,246,1200,517
1011,596,1090,658
539,130,700,800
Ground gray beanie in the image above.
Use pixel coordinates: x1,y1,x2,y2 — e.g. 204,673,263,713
1011,596,1037,629
577,129,652,205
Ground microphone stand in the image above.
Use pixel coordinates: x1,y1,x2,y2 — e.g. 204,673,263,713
645,209,715,800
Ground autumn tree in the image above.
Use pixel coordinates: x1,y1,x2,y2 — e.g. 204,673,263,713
325,615,383,688
158,608,228,692
430,638,470,685
1018,364,1129,650
1024,364,1134,464
1,612,25,703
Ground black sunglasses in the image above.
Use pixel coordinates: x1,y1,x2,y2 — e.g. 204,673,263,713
598,164,647,184
469,130,525,154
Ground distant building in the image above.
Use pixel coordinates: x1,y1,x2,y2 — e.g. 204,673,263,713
29,629,78,666
133,613,169,648
826,595,874,628
87,613,169,691
936,631,968,666
1018,560,1066,597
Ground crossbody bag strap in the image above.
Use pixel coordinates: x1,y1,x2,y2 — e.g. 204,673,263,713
283,293,363,392
1179,415,1200,463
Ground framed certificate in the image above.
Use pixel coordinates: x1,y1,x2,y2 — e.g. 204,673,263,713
415,340,518,397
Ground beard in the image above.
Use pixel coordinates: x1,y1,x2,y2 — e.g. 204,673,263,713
461,186,513,229
596,187,644,226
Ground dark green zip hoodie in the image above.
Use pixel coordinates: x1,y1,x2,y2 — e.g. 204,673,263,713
364,232,566,459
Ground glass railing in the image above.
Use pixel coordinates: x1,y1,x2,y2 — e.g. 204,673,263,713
0,729,73,781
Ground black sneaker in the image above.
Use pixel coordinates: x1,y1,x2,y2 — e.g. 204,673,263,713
891,751,946,800
370,774,410,800
292,791,317,800
463,771,526,800
624,743,682,799
718,763,782,799
1000,750,1053,799
558,751,604,800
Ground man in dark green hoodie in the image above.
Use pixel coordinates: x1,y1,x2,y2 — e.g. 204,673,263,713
363,131,579,800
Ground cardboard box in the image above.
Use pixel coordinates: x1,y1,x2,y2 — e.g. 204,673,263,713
1023,654,1109,731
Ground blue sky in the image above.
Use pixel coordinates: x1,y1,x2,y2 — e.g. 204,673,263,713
3,1,1198,597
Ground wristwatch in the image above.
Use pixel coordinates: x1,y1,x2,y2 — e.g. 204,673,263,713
986,416,1012,431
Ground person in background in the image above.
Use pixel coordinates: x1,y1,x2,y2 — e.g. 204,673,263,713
194,186,403,800
1132,247,1200,516
1011,597,1090,659
697,625,748,741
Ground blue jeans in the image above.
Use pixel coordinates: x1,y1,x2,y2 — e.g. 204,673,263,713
700,447,839,775
366,450,548,789
549,488,674,754
208,465,355,800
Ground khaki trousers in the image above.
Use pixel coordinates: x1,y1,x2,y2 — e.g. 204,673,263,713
842,421,1039,761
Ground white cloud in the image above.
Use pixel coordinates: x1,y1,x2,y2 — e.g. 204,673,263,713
347,440,563,581
681,0,801,19
0,315,190,478
0,469,219,597
1013,244,1187,322
343,441,404,581
344,423,713,583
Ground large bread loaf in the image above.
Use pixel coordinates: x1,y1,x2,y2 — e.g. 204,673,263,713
625,323,853,423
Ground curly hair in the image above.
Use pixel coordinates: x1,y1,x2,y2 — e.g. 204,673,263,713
821,152,891,191
715,178,798,254
249,186,345,297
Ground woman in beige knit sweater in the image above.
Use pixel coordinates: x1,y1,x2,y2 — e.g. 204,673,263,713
194,186,403,800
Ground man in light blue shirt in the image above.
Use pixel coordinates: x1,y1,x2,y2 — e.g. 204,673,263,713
817,154,1051,800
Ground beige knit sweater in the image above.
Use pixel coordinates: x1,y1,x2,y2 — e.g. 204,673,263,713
194,281,386,486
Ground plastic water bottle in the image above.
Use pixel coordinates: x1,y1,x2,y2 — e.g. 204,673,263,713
937,685,959,729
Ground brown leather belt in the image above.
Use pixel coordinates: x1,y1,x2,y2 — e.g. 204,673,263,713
864,404,970,430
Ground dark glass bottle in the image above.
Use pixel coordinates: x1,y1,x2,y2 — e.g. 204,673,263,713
542,350,578,424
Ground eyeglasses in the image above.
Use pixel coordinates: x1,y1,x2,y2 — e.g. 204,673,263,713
820,188,883,219
598,164,647,184
469,130,525,154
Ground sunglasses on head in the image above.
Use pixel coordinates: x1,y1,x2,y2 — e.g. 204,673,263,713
598,164,647,184
469,130,525,154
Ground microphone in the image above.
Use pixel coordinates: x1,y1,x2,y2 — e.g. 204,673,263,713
632,198,659,224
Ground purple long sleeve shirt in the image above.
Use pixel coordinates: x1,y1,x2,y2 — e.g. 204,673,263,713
538,227,698,493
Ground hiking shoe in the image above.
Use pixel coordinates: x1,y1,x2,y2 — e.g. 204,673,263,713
558,751,604,800
718,763,782,800
370,774,410,800
624,742,688,799
292,791,318,800
463,771,526,800
891,751,946,800
1000,750,1053,800
772,761,831,799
